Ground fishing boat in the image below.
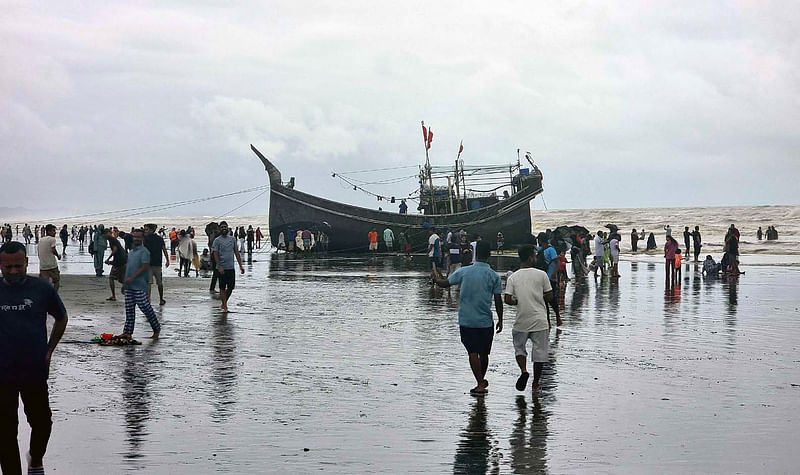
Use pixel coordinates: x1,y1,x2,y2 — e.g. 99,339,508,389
251,130,544,253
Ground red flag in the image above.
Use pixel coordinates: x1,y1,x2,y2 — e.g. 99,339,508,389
422,125,428,144
427,128,433,149
458,140,463,154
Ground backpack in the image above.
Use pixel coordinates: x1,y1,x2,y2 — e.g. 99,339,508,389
88,240,95,255
534,247,548,271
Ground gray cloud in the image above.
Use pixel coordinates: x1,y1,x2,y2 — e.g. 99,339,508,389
1,1,797,219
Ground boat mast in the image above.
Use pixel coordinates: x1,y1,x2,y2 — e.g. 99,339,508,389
454,140,462,212
421,121,435,214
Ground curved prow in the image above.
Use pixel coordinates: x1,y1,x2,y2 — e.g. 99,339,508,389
251,144,283,186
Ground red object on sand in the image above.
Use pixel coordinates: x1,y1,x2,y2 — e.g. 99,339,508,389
101,333,113,340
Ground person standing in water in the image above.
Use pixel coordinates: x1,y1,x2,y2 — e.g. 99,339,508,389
504,245,557,392
682,227,691,258
119,229,160,340
431,241,502,396
211,221,244,313
58,225,69,256
144,223,169,306
0,241,68,475
92,224,108,276
691,226,702,261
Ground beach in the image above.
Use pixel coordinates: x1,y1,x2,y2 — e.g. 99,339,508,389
13,248,800,473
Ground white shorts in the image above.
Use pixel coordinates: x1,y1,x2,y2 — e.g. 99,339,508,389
610,254,619,264
512,330,549,363
369,242,378,251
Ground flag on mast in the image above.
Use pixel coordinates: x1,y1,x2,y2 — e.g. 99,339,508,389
458,140,463,155
427,128,433,149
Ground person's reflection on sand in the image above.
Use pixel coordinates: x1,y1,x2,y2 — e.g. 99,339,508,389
453,398,499,474
568,279,588,323
210,314,237,423
121,345,156,463
510,395,549,474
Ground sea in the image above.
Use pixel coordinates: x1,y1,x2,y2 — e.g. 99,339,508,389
9,204,799,264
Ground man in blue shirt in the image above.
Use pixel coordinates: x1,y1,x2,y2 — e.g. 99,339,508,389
0,241,68,474
432,241,503,396
120,229,161,340
539,235,562,324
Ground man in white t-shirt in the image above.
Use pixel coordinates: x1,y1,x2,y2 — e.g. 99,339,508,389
592,231,606,278
504,244,558,392
609,235,620,278
427,228,441,271
37,224,61,290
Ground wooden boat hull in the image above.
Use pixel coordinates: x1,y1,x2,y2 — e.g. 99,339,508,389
253,145,543,252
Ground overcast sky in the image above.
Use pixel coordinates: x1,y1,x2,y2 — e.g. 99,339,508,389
2,1,798,219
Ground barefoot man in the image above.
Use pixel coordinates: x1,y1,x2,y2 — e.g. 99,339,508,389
211,221,244,313
432,241,503,396
119,229,161,339
504,244,559,392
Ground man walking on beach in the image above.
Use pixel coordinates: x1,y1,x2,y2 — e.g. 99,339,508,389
103,228,127,301
144,224,169,306
592,231,605,278
120,229,161,339
211,221,244,313
92,224,108,276
504,245,557,392
431,241,503,396
37,224,61,291
0,241,68,475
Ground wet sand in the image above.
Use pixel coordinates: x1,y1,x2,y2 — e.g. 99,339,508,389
17,251,800,473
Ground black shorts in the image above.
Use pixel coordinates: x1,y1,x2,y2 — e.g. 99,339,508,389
460,326,494,355
218,269,236,290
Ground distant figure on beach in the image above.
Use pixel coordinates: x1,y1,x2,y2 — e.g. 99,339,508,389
682,227,691,258
664,236,679,286
119,229,161,340
22,224,31,245
277,231,286,251
674,248,682,282
200,249,212,270
609,233,620,278
431,241,502,396
766,226,779,240
591,231,605,278
92,224,108,276
383,227,394,252
211,221,245,313
630,229,639,252
237,226,247,254
724,230,741,274
398,199,408,214
398,231,410,257
144,224,169,306
646,232,657,250
691,226,702,261
504,244,558,392
702,255,720,276
664,224,672,239
0,241,68,475
539,235,563,313
368,229,378,253
104,228,127,301
496,232,504,254
639,229,646,241
177,230,193,277
169,228,178,255
246,226,255,255
38,224,61,291
294,230,304,253
255,227,263,249
448,232,462,275
428,228,441,272
757,226,763,240
59,225,68,256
